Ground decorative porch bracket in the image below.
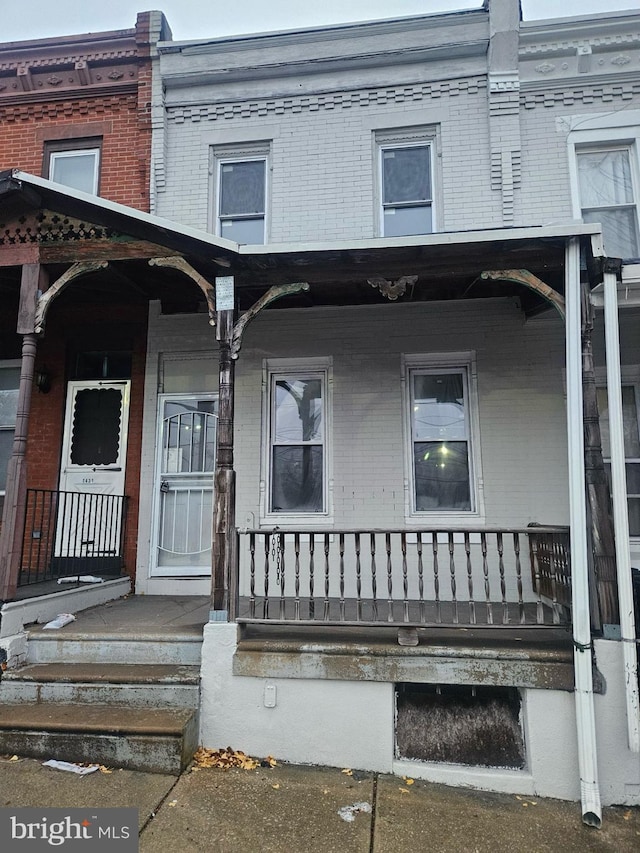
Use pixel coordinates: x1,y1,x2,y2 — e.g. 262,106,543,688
149,257,217,324
480,269,565,318
230,282,310,358
35,261,108,334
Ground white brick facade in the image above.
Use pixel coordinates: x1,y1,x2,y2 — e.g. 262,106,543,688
139,1,640,808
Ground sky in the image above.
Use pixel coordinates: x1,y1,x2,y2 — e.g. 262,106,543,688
1,0,638,44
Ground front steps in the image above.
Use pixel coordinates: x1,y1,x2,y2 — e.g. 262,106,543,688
0,703,198,775
0,614,203,774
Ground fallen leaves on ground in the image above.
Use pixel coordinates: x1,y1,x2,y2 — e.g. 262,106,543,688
341,768,353,776
98,765,113,774
192,747,277,771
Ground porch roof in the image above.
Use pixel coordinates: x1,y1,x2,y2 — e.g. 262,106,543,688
0,169,604,316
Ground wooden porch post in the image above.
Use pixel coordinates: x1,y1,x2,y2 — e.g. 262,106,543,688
208,279,309,620
0,264,43,600
210,307,235,618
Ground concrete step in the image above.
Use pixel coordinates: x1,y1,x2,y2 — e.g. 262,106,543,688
25,629,203,665
0,663,201,708
0,702,198,774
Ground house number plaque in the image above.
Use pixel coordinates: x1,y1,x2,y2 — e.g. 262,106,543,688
215,276,234,312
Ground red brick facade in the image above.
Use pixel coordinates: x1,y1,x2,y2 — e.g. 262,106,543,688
0,14,159,210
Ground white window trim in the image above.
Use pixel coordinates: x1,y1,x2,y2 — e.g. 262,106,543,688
567,126,640,260
374,125,439,238
49,147,100,195
260,357,333,527
596,365,640,541
402,352,484,525
210,142,270,245
0,359,21,497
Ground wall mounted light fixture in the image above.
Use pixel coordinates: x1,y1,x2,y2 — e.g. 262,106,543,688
34,367,51,394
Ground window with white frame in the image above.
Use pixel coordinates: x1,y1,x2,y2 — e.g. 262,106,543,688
265,361,330,515
406,358,478,514
576,145,640,260
0,362,20,506
379,136,435,238
45,139,101,195
597,383,640,537
214,145,268,244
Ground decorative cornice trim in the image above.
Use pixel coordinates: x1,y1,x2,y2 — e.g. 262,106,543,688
0,48,139,74
520,79,640,109
166,76,487,124
0,91,138,119
519,28,640,57
489,72,520,94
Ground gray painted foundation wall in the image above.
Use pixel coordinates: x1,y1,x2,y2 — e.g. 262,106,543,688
200,624,640,805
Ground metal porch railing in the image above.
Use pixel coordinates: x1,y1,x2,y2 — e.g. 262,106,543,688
234,526,571,628
19,488,128,586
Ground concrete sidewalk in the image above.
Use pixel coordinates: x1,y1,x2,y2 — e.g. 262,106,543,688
0,754,638,852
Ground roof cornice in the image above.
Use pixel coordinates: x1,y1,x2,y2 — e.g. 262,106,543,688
159,8,487,57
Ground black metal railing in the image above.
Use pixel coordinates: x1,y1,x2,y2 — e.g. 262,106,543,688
234,526,571,628
19,488,128,586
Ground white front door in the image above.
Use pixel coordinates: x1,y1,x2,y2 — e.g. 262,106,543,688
57,380,130,563
151,394,217,576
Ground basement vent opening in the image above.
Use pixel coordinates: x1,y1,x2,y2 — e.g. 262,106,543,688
395,683,525,769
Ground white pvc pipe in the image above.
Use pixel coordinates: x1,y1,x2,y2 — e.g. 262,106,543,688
565,237,602,827
603,270,640,752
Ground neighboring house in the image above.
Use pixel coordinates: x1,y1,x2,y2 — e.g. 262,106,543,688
0,0,639,819
0,11,170,578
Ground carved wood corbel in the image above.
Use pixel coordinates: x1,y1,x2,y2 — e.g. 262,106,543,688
231,282,310,358
35,260,108,334
149,257,216,323
368,275,417,301
480,269,565,318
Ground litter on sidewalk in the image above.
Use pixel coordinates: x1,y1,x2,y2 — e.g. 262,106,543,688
42,760,99,775
338,802,372,823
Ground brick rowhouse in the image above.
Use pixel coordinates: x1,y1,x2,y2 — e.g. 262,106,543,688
0,13,168,577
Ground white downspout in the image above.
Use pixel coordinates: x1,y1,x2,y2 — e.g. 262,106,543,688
565,237,602,827
603,269,640,752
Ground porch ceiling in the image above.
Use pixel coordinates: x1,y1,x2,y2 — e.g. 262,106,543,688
0,170,603,318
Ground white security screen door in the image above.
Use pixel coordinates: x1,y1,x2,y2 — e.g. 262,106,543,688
57,380,130,563
151,395,217,576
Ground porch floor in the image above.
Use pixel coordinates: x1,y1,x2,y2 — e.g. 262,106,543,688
25,594,210,639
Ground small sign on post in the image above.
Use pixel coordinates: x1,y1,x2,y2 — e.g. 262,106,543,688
215,276,235,312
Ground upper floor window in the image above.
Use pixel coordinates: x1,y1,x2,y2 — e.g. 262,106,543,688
576,146,640,260
44,138,101,195
215,152,267,245
404,354,481,518
381,143,433,238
